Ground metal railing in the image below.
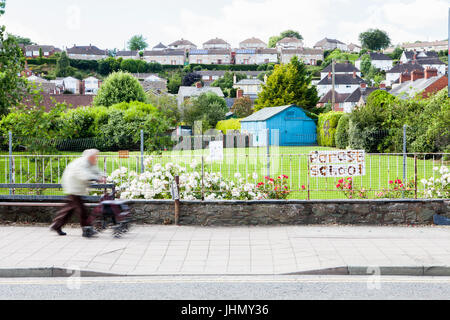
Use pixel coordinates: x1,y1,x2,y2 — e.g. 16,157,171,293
0,152,448,200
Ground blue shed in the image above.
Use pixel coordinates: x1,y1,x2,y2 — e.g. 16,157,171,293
240,105,317,146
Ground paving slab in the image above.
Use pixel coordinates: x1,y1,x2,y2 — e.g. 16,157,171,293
1,225,450,277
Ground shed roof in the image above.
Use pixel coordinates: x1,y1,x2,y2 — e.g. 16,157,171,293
241,105,306,122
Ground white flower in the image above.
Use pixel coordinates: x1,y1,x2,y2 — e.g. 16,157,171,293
252,172,258,180
433,167,440,171
421,179,428,185
440,166,449,175
234,172,241,179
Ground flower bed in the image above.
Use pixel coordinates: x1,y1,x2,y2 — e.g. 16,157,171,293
107,159,291,201
421,166,449,199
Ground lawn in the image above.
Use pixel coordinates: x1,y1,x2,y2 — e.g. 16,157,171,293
0,146,447,200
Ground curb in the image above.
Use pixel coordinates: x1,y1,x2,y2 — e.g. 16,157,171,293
2,266,450,278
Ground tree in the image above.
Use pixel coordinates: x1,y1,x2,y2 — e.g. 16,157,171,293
254,56,319,112
359,29,391,51
147,91,181,126
181,92,228,130
7,34,34,46
231,96,253,118
388,47,404,61
128,35,148,51
182,72,202,87
0,0,5,15
360,54,372,75
93,71,146,107
211,72,247,98
98,57,121,76
55,51,73,77
0,26,32,116
167,72,182,94
268,30,303,48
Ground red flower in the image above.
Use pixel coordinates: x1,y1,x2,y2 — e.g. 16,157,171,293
338,179,344,184
347,177,352,181
301,185,306,190
283,175,289,179
399,184,404,188
269,178,274,182
265,176,270,180
389,180,394,184
336,184,342,188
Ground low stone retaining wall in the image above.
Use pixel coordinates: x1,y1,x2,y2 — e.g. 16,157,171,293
0,199,448,226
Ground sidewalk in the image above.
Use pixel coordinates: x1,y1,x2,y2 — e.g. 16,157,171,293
1,225,450,276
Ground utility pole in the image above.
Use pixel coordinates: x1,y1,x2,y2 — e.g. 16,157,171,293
331,59,336,109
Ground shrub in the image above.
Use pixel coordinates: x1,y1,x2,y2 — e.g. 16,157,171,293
93,71,146,107
317,111,344,147
335,113,350,149
216,119,241,133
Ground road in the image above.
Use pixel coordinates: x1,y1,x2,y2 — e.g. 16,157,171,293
1,275,450,300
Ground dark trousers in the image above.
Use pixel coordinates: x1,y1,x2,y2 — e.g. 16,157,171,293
52,195,92,229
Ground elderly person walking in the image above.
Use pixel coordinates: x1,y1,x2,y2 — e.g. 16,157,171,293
50,149,106,238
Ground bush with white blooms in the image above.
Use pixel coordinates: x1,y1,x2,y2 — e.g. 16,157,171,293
107,158,272,200
420,166,450,199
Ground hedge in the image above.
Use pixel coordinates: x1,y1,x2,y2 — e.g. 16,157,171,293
187,64,261,71
317,111,344,147
335,113,350,149
26,57,57,65
216,119,241,133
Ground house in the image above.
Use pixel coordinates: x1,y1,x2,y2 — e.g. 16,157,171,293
347,43,361,54
62,76,81,94
233,78,264,98
239,37,267,49
401,40,448,52
400,50,446,74
234,48,278,65
152,43,167,51
320,62,361,80
27,75,59,94
142,50,186,65
316,72,366,97
389,68,448,99
280,48,324,65
22,94,94,111
356,52,393,72
341,84,384,113
116,50,140,59
140,75,167,93
314,38,348,51
240,105,317,146
196,70,264,86
385,62,424,86
25,45,60,58
168,39,197,50
66,45,108,60
188,49,232,65
203,38,231,50
275,37,304,52
317,90,351,112
82,76,101,95
177,83,224,106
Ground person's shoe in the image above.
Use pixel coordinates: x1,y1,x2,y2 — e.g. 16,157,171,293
82,226,98,238
50,226,67,236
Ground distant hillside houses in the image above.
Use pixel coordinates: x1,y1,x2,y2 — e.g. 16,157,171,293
355,52,393,72
401,40,448,52
67,44,108,60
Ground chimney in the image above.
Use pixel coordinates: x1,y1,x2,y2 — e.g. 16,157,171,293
353,71,356,78
328,72,332,79
399,72,410,84
360,83,367,89
410,70,424,82
424,67,438,79
195,82,202,88
379,83,386,89
236,89,244,99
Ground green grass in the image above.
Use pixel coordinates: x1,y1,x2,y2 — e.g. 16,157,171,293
0,146,447,200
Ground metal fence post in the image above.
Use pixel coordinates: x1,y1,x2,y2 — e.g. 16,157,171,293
402,125,407,199
414,154,418,199
8,131,12,195
266,128,270,177
140,130,144,174
201,155,205,201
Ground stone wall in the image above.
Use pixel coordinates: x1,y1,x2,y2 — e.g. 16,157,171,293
0,199,448,226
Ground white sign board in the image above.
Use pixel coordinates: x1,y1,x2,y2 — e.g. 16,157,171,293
209,141,224,161
309,150,366,178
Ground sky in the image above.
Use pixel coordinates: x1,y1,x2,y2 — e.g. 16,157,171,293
1,0,448,50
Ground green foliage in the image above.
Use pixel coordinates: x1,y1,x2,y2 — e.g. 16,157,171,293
268,30,303,48
55,52,72,77
317,111,344,147
216,118,241,133
25,57,58,65
360,54,371,75
0,26,32,116
128,35,148,51
359,29,391,51
211,72,247,98
231,96,254,118
7,34,34,46
167,72,182,94
188,64,260,71
98,57,122,76
255,56,319,112
146,92,181,126
181,92,228,131
322,49,359,68
93,71,146,107
335,113,350,149
388,47,404,60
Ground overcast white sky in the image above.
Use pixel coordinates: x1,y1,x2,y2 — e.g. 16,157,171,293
1,0,448,50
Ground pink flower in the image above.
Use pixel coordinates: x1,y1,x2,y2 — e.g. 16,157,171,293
389,180,394,184
347,177,352,181
301,185,306,190
338,179,344,184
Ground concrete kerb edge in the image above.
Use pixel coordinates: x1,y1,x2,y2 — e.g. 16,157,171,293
3,266,450,278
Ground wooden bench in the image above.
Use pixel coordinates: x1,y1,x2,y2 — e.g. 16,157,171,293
0,183,116,207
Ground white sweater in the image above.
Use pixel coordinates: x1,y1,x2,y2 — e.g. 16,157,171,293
61,157,102,196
